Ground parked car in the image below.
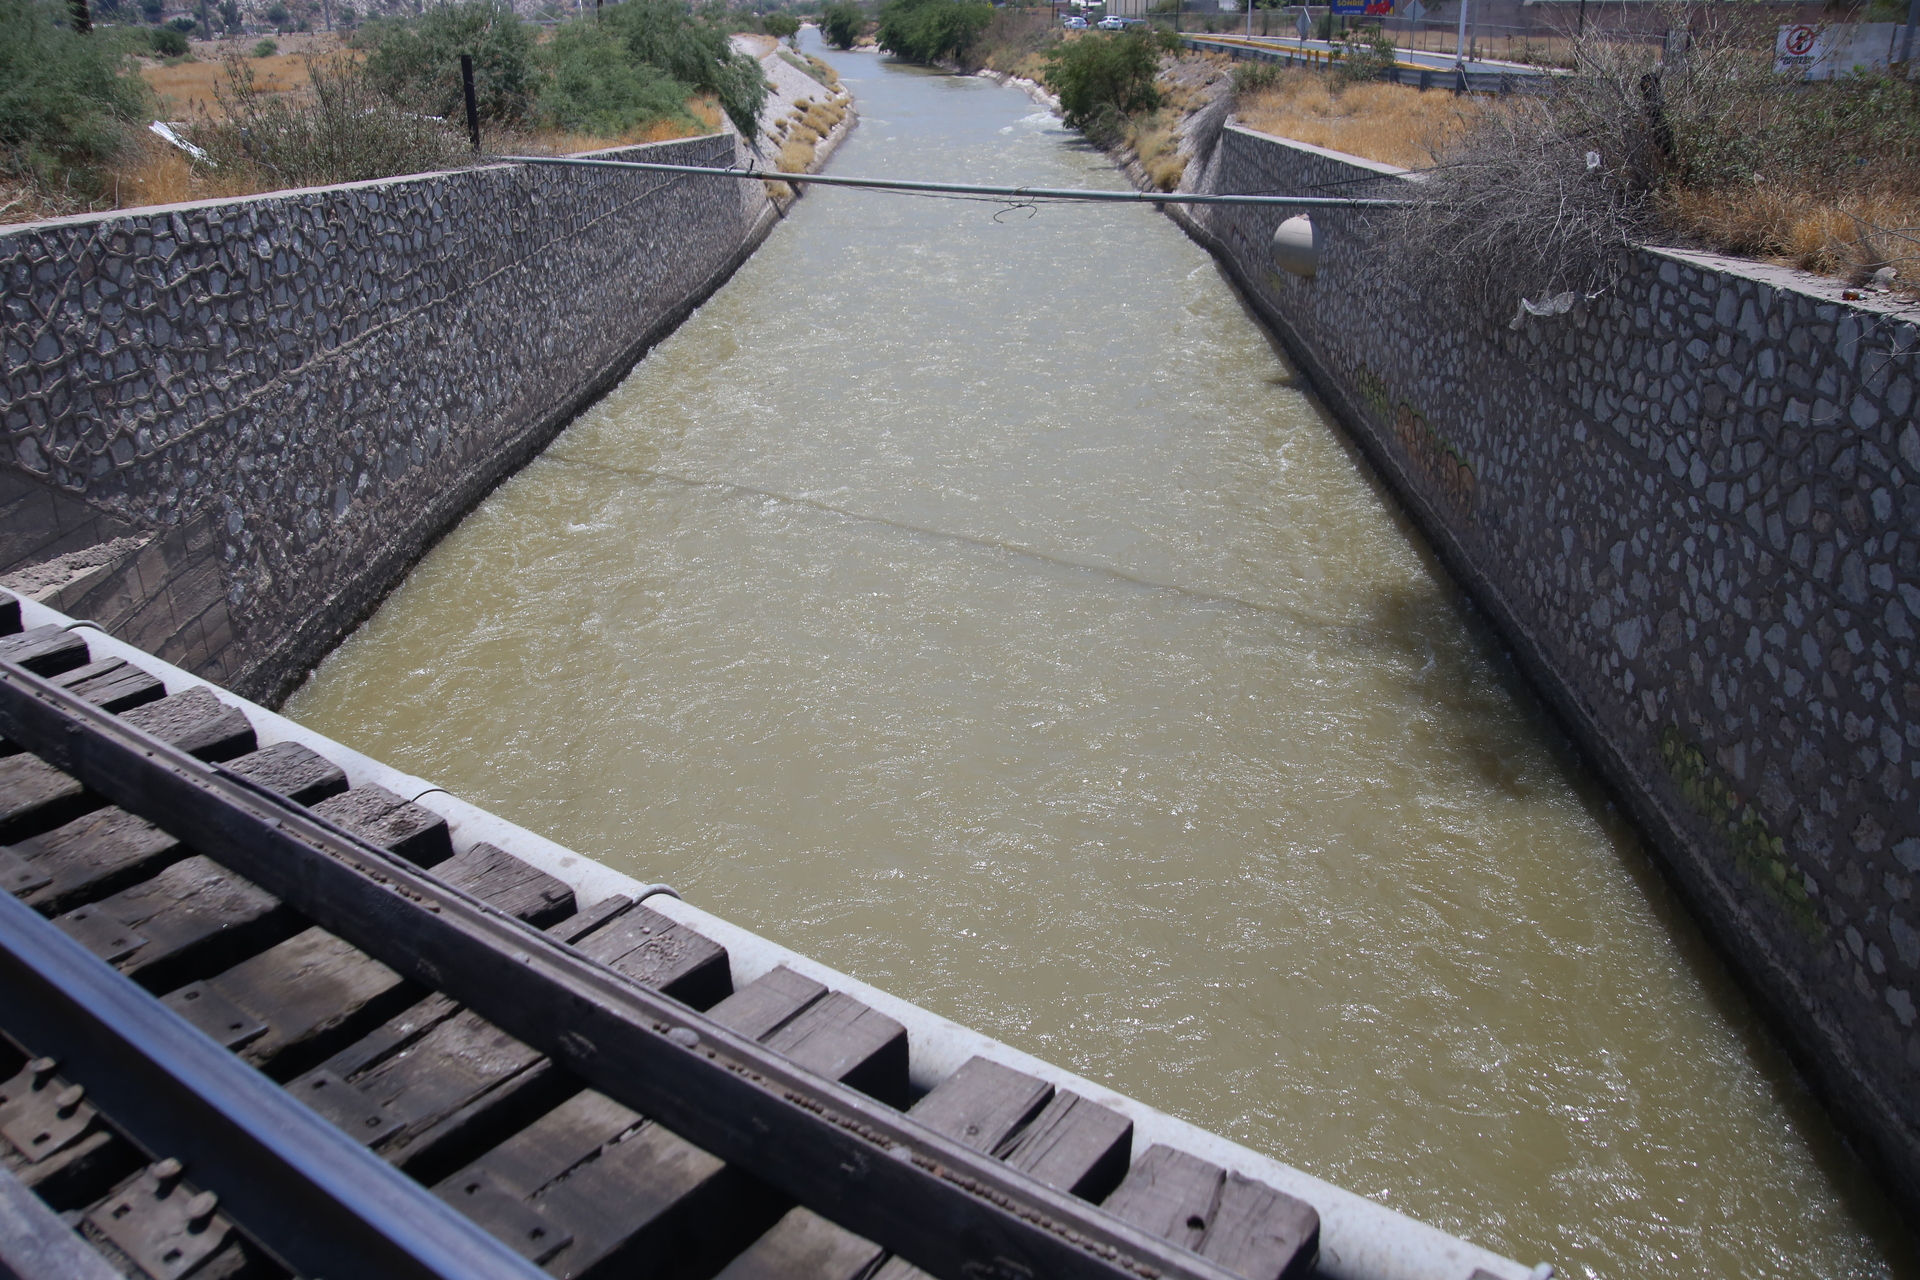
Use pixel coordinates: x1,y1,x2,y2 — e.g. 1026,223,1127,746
1096,15,1127,29
1063,14,1088,28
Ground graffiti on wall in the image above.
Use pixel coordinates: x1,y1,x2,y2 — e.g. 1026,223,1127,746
1658,724,1824,939
1354,364,1478,520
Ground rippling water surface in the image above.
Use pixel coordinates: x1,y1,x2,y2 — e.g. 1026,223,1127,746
285,35,1911,1279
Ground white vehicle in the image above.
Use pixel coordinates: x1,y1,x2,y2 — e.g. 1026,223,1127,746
1097,15,1127,29
1063,14,1088,28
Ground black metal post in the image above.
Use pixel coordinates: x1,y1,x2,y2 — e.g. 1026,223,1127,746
460,53,481,152
68,0,90,32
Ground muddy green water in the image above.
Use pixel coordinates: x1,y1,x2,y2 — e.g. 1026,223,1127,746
284,35,1912,1279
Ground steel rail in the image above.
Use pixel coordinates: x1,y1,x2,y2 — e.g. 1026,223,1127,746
0,662,1299,1280
499,154,1409,207
0,1161,124,1280
0,874,546,1280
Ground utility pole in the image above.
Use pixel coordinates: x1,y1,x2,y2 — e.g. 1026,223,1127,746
1453,0,1468,64
1902,0,1918,70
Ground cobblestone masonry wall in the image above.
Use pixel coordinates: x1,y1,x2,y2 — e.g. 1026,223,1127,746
1174,122,1920,1211
0,131,774,704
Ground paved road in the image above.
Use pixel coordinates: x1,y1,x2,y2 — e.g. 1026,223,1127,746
1188,31,1553,76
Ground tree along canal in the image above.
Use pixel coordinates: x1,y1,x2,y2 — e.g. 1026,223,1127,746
284,33,1912,1279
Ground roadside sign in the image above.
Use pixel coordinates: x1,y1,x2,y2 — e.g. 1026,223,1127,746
1775,23,1902,79
1403,0,1425,20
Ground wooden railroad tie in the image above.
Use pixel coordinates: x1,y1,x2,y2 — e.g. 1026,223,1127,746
0,603,1320,1280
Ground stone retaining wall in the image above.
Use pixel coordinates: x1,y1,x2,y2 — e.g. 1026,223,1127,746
0,130,775,704
1177,122,1920,1212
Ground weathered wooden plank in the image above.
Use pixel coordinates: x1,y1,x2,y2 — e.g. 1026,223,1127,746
221,741,349,807
11,811,181,917
997,1091,1135,1202
1197,1171,1321,1280
434,965,869,1277
711,1203,888,1280
909,1058,1053,1152
0,626,90,679
0,847,49,897
1102,1146,1317,1280
117,687,255,763
192,927,421,1080
295,891,597,1093
572,905,731,1011
0,689,253,844
310,786,452,868
703,966,826,1042
347,1010,561,1178
9,742,348,917
155,779,472,1074
762,992,908,1109
723,1057,1057,1280
253,848,587,1179
0,662,165,758
445,1090,642,1206
550,895,631,946
1104,1145,1221,1252
435,843,573,929
0,755,95,847
51,659,165,716
54,855,296,993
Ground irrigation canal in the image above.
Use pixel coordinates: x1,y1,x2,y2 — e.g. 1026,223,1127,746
285,32,1911,1279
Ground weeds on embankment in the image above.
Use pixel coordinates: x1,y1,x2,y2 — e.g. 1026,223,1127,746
1381,18,1920,303
1232,65,1476,169
772,91,851,174
2,0,755,224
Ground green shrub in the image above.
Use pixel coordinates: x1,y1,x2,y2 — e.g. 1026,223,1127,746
150,23,186,52
0,0,148,193
598,0,765,135
875,0,990,64
1332,24,1396,85
252,36,276,55
535,20,695,136
1043,29,1158,128
820,0,861,48
1229,58,1277,96
361,0,538,123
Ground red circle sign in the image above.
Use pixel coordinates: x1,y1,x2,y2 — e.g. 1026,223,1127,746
1783,25,1816,56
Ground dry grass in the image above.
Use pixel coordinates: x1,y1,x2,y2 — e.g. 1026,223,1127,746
8,86,723,226
1234,68,1478,169
517,100,721,157
142,50,324,120
1127,115,1185,191
1664,185,1920,283
775,136,815,173
772,92,846,173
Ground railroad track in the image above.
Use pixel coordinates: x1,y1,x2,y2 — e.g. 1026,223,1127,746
0,593,1324,1280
